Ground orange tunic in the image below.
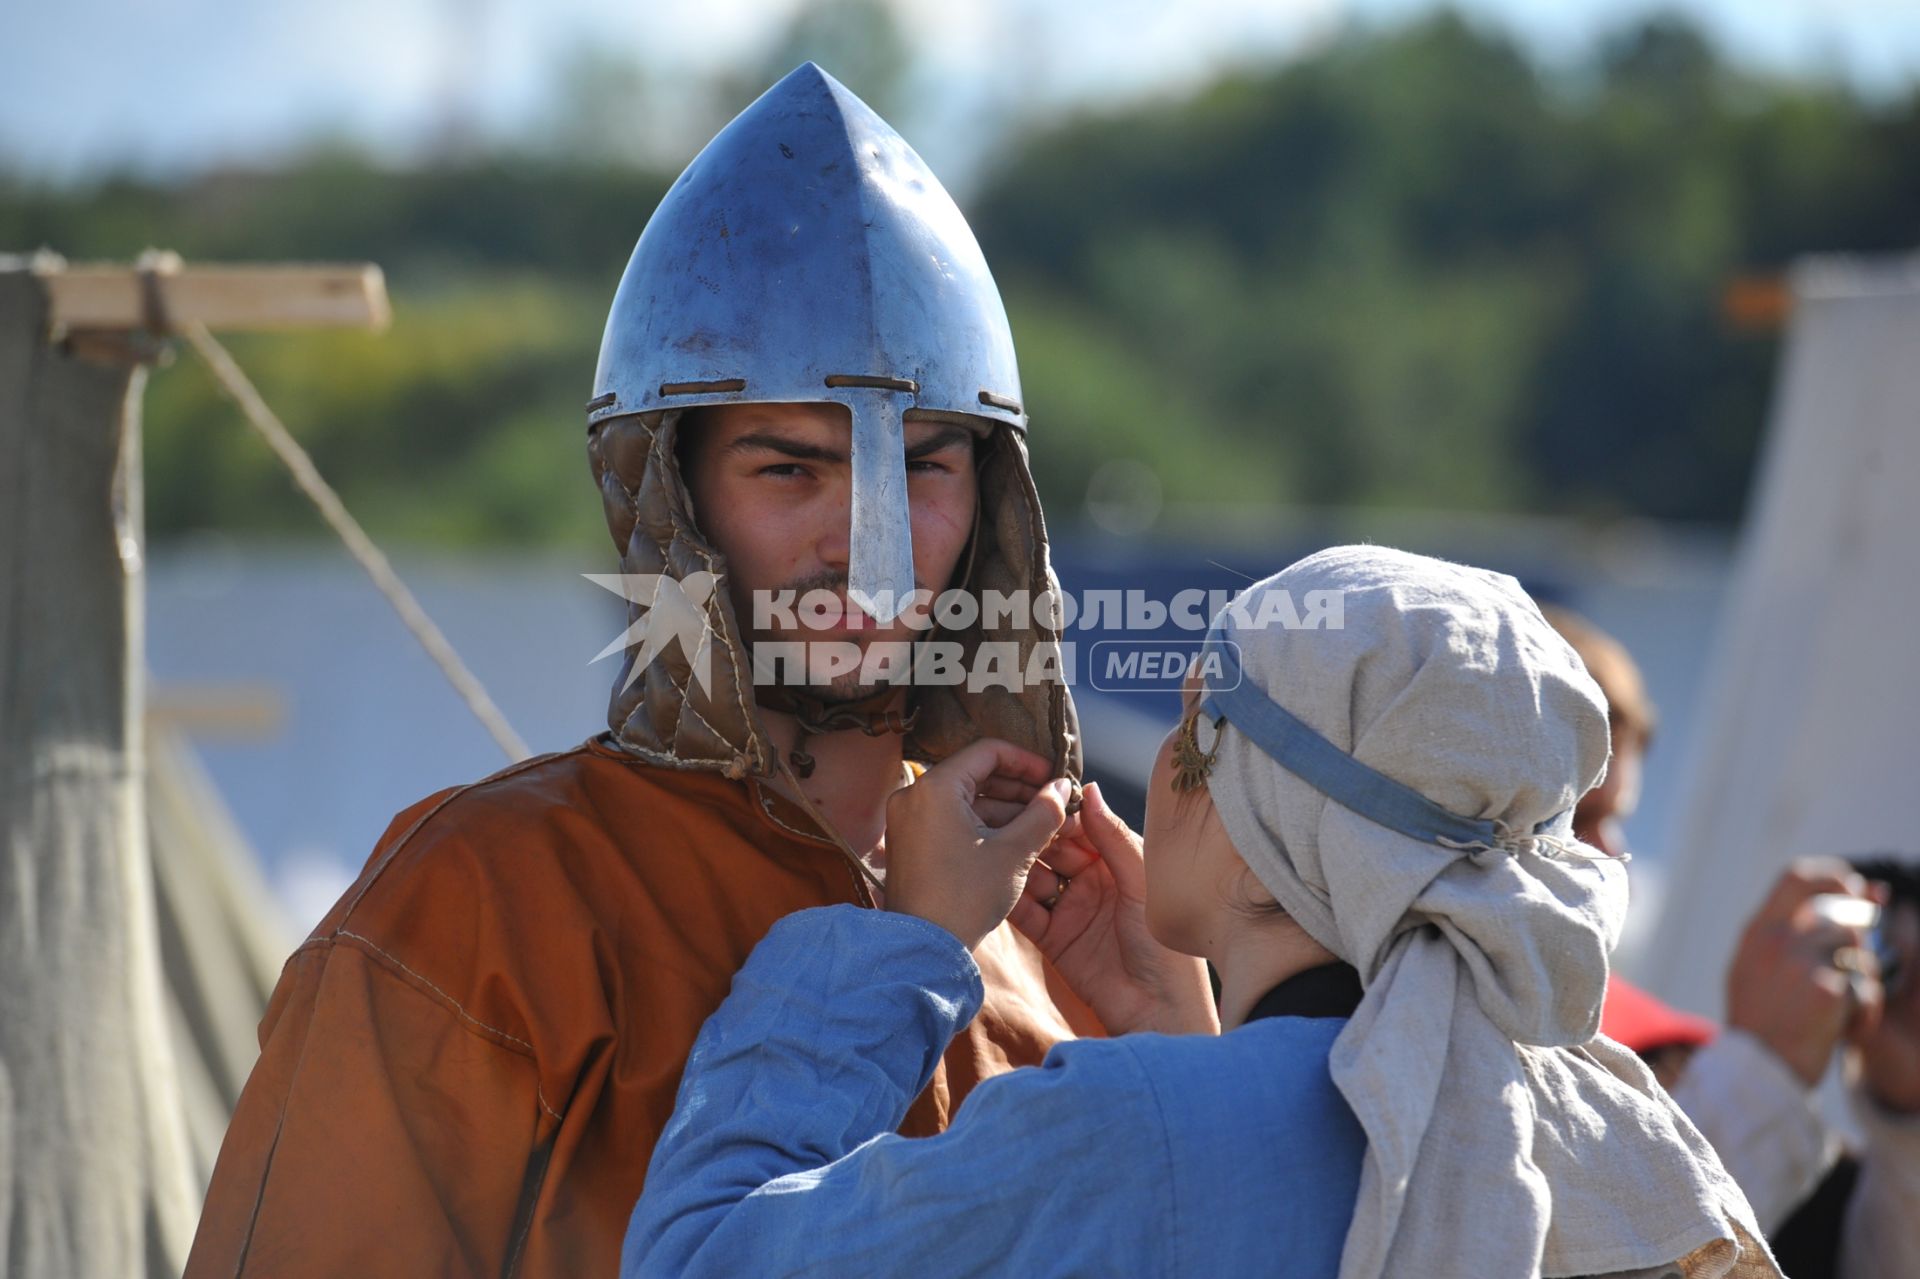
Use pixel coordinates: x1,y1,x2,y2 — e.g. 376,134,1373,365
186,736,1099,1277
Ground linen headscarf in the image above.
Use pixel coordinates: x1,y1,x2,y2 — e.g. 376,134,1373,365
1201,546,1778,1279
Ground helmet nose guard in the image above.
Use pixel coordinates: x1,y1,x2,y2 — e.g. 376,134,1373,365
589,62,1026,624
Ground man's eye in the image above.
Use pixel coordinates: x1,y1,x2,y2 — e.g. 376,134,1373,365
907,459,952,475
758,463,810,479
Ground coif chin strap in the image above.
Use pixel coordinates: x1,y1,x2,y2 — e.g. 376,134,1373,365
755,683,919,779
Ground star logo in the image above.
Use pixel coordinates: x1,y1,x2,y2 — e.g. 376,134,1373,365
584,571,721,695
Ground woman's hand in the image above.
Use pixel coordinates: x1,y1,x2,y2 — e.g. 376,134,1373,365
1012,783,1219,1037
885,739,1074,951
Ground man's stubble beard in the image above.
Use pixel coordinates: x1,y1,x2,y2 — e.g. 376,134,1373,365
737,570,932,705
753,633,907,703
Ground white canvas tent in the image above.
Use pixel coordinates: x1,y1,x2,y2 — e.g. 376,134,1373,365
1644,254,1920,1019
0,262,203,1276
146,719,295,1187
0,256,382,1277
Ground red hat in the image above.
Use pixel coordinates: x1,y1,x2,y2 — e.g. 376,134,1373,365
1601,977,1718,1053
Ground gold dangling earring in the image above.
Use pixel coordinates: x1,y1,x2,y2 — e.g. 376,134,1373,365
1171,712,1223,792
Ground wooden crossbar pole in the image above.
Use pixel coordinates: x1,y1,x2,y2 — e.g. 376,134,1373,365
32,258,390,332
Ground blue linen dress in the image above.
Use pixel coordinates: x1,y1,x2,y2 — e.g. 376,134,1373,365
624,906,1366,1278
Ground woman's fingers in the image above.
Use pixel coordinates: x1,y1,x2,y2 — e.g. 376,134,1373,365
976,774,1042,804
1019,862,1074,909
884,750,1067,952
913,740,1062,842
1039,834,1102,879
1081,783,1147,895
972,797,1029,829
988,779,1073,863
1013,829,1102,919
1011,858,1099,941
1008,893,1051,944
929,738,1055,800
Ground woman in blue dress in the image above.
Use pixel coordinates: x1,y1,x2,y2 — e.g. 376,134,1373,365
624,546,1780,1279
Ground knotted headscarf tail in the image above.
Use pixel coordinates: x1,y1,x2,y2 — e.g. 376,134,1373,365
1202,546,1779,1279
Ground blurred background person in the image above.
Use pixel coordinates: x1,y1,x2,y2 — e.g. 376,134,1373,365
1548,606,1920,1279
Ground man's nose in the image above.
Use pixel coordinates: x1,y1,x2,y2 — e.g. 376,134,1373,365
817,508,850,571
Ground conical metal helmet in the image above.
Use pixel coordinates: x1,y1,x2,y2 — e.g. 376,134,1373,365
590,62,1026,623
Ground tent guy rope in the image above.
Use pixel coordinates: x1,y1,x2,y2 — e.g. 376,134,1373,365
181,317,532,763
41,247,534,764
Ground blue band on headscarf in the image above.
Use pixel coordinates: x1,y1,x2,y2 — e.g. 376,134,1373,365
1197,630,1566,852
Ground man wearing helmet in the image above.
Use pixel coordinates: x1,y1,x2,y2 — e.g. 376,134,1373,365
185,65,1120,1276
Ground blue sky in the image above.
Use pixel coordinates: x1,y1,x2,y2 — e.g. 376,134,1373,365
7,0,1919,183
